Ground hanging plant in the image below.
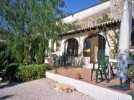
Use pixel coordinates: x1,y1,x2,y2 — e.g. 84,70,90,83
88,32,92,38
87,32,99,38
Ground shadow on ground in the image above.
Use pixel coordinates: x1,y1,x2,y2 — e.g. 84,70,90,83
0,95,14,100
0,82,21,89
108,84,130,91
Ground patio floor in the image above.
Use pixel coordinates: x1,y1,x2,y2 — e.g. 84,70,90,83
48,66,131,95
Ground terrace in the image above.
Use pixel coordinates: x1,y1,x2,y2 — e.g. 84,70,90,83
46,66,132,100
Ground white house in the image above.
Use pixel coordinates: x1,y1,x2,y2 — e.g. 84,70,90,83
52,0,134,68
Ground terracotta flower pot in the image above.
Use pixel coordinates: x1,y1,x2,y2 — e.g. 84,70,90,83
75,73,81,80
54,69,58,73
130,82,134,93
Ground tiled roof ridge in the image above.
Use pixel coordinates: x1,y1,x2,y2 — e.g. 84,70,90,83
61,19,121,36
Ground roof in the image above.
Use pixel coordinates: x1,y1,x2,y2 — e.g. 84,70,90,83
62,1,110,18
62,1,110,23
61,19,121,36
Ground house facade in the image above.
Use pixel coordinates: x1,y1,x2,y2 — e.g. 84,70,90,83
58,0,134,68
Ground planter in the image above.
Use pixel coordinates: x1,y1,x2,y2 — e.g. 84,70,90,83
54,69,58,73
75,73,81,80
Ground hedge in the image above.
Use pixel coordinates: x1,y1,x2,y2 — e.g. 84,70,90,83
5,63,51,82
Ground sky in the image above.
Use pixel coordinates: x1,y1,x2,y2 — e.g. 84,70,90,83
63,0,100,14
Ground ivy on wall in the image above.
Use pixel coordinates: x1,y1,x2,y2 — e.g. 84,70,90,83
99,26,119,59
108,29,119,59
97,14,112,24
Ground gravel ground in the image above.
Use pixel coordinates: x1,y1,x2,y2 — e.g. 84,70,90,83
0,78,95,100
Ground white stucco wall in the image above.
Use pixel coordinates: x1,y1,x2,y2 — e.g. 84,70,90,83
62,1,110,24
60,31,109,68
61,32,91,67
61,32,88,56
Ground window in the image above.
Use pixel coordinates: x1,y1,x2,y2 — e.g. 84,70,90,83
83,37,90,57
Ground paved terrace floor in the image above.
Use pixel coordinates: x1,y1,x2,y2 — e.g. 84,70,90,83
49,66,131,94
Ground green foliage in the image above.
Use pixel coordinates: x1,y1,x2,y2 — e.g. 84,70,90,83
9,36,26,63
0,0,65,64
127,66,134,81
108,29,119,59
129,52,134,60
5,63,20,81
62,23,81,33
97,14,111,24
0,41,11,71
5,63,51,82
35,52,44,64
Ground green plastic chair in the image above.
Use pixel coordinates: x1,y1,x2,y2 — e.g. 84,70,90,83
91,50,109,83
53,56,61,67
60,54,68,66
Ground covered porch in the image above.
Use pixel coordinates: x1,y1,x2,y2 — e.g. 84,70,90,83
58,19,134,68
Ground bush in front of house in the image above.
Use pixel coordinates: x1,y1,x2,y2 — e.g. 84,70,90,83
5,63,51,82
5,63,20,81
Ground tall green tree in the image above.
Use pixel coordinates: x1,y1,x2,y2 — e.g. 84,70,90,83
0,0,65,64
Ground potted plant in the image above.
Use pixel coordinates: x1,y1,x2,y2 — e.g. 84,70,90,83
127,66,134,96
129,51,134,61
127,66,134,81
75,73,81,80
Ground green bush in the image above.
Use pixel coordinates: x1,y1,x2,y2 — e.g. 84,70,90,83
127,65,134,83
5,63,20,81
15,64,51,82
5,63,51,82
36,52,44,64
129,52,134,60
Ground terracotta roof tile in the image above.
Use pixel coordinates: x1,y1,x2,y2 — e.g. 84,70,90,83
61,19,121,36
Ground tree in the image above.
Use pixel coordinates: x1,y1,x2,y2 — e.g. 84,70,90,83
0,0,65,64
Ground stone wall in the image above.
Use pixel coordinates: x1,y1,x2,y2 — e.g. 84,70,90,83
73,0,134,27
74,8,110,28
106,28,119,59
110,0,134,20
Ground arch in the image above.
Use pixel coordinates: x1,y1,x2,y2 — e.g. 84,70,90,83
64,38,78,56
83,36,90,57
98,34,106,51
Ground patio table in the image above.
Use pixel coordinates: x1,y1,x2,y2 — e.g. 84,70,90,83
108,59,116,79
108,59,134,79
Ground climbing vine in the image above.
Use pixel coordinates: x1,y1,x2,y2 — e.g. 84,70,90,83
100,26,119,59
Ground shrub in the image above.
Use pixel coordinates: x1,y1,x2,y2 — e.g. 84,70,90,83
129,52,134,60
36,52,44,64
5,63,51,82
15,64,51,82
5,63,20,81
127,65,134,82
